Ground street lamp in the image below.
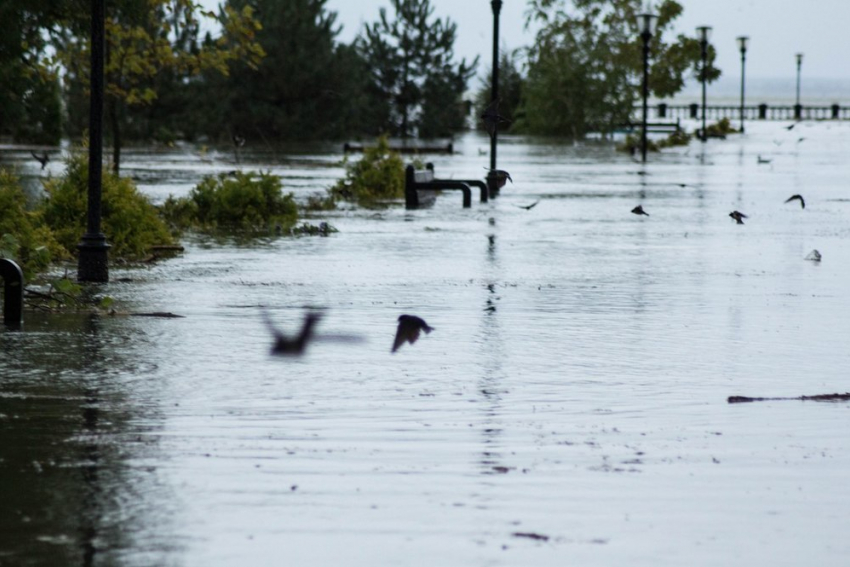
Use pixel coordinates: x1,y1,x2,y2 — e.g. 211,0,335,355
487,0,503,197
737,36,748,133
637,10,657,163
697,26,712,142
78,0,110,282
795,52,803,119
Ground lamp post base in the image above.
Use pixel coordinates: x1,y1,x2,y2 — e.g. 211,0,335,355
77,233,110,283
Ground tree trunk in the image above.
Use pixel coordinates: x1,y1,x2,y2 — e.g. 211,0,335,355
109,97,121,174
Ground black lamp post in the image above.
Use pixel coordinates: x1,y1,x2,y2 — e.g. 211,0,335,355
737,36,748,133
697,26,712,142
489,0,502,173
637,10,657,163
486,0,503,197
78,0,110,282
794,52,803,119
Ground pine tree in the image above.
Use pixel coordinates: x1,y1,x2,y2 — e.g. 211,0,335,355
358,0,477,138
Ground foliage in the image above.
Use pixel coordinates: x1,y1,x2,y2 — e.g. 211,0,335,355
474,50,525,135
161,171,298,233
618,127,693,154
0,3,64,143
290,222,338,236
328,137,406,205
357,0,478,138
705,118,737,137
198,0,372,143
38,151,175,260
523,0,721,138
0,169,65,279
56,0,265,170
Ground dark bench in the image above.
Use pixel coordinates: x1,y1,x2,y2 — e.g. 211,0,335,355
617,119,682,134
405,164,489,209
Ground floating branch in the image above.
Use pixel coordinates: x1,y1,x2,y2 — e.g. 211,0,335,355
728,393,850,404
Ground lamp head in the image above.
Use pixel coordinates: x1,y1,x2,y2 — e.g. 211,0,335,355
697,26,712,43
796,53,804,65
737,36,749,53
637,12,658,37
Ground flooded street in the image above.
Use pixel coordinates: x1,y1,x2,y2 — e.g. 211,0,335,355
2,121,850,566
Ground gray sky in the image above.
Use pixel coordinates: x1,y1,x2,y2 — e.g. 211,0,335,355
326,0,850,82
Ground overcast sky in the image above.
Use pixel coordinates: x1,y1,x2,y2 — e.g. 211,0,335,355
325,0,850,83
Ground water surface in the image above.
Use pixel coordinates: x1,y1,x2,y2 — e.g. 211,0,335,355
2,122,849,566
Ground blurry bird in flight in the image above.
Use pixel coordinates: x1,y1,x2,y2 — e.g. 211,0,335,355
481,98,510,139
631,205,649,216
757,155,772,164
31,151,49,169
262,309,323,356
784,194,805,209
515,200,540,210
729,211,748,225
392,315,434,353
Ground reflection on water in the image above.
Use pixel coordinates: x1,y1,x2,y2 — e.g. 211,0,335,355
2,123,850,565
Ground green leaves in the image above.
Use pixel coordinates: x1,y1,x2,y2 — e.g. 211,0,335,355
523,0,722,138
357,0,478,137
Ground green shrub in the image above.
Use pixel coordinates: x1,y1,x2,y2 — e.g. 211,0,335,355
0,169,66,279
658,129,693,148
329,136,406,205
38,152,175,260
705,118,738,137
162,171,298,233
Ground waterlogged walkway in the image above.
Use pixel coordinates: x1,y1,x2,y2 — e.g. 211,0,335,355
2,122,850,566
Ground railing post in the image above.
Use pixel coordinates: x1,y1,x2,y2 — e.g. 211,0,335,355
758,103,768,120
832,104,840,120
794,104,802,120
689,103,699,119
657,103,667,119
0,258,23,328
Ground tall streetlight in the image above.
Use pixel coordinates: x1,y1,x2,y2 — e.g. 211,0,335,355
697,26,712,142
486,0,503,197
78,0,110,282
795,52,803,119
637,10,658,163
737,36,748,133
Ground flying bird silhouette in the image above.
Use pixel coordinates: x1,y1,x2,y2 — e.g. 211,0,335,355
481,98,510,138
31,151,49,169
515,200,540,210
729,211,748,225
631,205,649,216
757,155,772,164
392,315,434,353
262,309,323,356
784,194,805,209
785,123,796,131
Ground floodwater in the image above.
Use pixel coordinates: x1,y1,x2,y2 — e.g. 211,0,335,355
2,121,850,566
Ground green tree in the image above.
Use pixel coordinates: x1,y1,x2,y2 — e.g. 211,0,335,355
56,0,264,172
523,0,720,138
210,0,370,143
358,0,477,138
474,49,525,135
0,2,65,144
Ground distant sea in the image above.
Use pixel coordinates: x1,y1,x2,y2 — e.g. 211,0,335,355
655,76,850,106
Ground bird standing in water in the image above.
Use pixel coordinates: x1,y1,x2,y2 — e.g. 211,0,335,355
631,205,649,216
262,310,323,356
784,194,805,209
729,211,748,225
392,315,434,353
